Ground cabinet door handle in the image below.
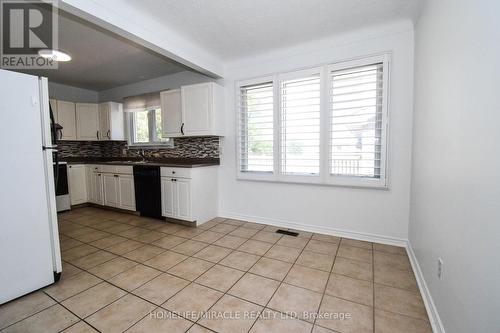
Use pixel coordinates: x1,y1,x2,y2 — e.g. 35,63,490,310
107,130,110,139
180,123,185,135
59,130,63,140
96,130,99,139
114,174,118,178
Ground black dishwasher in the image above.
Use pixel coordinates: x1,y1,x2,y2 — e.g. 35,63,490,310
133,165,162,219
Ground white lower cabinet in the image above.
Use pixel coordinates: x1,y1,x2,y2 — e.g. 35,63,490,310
68,164,87,205
161,177,191,220
103,174,119,207
118,175,135,211
160,166,217,225
101,168,135,211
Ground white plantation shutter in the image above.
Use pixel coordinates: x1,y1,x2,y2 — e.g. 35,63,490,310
329,61,386,180
239,81,274,173
280,73,321,175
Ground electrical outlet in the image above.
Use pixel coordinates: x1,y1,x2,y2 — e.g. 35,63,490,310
437,258,444,280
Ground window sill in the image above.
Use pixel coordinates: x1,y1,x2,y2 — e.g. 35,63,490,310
237,172,388,190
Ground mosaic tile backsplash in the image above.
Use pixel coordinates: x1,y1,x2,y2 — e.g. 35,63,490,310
57,137,220,159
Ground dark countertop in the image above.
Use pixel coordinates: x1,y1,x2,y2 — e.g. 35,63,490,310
60,157,220,168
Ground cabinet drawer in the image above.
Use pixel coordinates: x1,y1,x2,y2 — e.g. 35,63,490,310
114,165,133,175
100,165,133,175
160,167,191,179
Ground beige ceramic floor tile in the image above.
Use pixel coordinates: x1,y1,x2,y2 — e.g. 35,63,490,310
337,244,372,263
163,283,223,320
62,244,100,262
131,231,165,243
0,291,55,330
109,264,161,291
192,230,225,243
144,251,188,271
316,295,373,333
296,250,334,272
249,257,292,281
87,257,138,280
44,271,102,302
305,240,338,256
61,262,83,278
186,324,214,333
2,304,79,333
198,294,262,333
250,309,313,333
210,223,239,234
73,230,110,243
374,284,428,320
133,273,189,305
238,239,273,256
171,240,208,256
375,309,432,333
374,265,418,292
265,244,302,263
284,265,329,293
193,245,232,263
251,231,282,244
374,252,412,272
312,325,337,332
89,235,128,249
60,238,84,251
332,257,373,281
220,251,260,271
71,251,116,270
126,310,193,333
167,257,214,281
326,274,374,306
373,243,407,256
61,321,99,332
341,238,373,250
311,234,341,244
152,235,187,249
195,264,244,292
61,282,126,318
106,239,144,255
268,283,323,323
228,227,259,238
174,227,206,239
228,273,280,306
86,294,156,333
123,244,165,262
213,235,248,249
276,236,309,249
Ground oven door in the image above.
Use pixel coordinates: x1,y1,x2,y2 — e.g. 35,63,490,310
53,163,70,211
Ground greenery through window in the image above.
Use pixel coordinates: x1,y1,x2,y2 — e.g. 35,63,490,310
130,108,171,146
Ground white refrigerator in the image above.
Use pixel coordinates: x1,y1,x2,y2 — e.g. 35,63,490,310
0,69,62,304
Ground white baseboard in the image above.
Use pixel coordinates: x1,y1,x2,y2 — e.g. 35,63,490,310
406,243,446,333
218,211,407,247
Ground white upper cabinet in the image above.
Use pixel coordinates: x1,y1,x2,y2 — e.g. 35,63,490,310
56,100,76,140
99,102,125,141
160,89,182,137
161,82,224,138
76,103,99,140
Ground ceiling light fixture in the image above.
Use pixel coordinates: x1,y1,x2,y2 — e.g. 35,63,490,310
38,49,72,62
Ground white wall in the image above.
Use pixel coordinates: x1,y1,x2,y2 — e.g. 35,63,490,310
410,1,500,332
98,71,217,102
48,82,99,103
218,20,415,242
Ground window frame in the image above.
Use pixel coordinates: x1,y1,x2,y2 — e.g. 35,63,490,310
127,108,174,148
236,54,390,189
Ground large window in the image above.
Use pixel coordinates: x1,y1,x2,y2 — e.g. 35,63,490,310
130,108,169,145
124,92,172,147
237,55,389,188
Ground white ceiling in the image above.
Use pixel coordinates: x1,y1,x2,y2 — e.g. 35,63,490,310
124,0,423,62
20,11,188,91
